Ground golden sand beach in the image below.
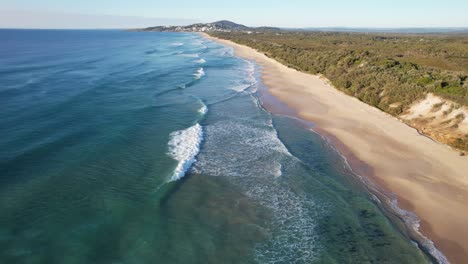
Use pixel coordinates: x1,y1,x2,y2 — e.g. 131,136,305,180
203,33,468,263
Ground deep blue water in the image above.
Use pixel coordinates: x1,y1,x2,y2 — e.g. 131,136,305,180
0,29,430,263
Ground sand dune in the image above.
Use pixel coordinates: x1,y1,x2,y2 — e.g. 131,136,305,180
203,33,468,264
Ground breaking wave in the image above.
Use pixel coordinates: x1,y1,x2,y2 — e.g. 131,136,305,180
230,84,252,92
167,124,204,182
198,100,208,115
194,68,205,79
179,53,200,58
194,58,206,64
170,42,184,47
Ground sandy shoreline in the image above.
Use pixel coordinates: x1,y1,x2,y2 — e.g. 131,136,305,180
202,33,468,263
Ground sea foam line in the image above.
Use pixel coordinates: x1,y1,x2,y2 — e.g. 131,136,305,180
167,124,203,182
229,60,258,93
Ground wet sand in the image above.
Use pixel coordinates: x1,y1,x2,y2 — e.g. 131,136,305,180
203,33,468,264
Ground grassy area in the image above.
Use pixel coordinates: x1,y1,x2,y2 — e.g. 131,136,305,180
211,32,468,115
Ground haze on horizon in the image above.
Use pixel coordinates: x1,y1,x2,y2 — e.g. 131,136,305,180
1,0,468,29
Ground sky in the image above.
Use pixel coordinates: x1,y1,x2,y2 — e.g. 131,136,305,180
1,0,468,29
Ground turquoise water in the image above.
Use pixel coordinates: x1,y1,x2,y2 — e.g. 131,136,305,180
0,30,431,263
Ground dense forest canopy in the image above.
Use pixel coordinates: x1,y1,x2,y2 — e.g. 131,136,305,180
212,32,468,115
211,31,468,151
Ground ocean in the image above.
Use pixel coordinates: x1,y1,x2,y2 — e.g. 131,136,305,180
0,29,431,263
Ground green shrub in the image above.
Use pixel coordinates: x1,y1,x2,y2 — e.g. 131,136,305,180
211,31,468,111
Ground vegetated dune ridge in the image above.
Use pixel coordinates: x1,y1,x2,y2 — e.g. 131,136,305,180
202,33,468,264
209,31,468,152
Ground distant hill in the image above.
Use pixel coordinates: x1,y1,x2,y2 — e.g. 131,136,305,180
137,21,468,34
209,20,249,30
137,20,281,33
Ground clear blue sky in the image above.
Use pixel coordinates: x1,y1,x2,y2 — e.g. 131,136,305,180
1,0,468,28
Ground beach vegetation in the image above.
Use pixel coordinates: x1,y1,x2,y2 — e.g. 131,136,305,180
212,31,468,108
211,31,468,150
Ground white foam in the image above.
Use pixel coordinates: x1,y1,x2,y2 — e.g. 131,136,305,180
192,119,321,262
198,101,208,115
252,186,322,263
192,120,321,262
167,124,203,182
170,42,184,47
193,120,292,178
244,60,257,86
230,84,251,92
179,53,199,58
194,58,206,64
194,68,205,79
319,130,451,264
229,60,258,93
226,61,258,93
273,162,282,178
388,197,450,264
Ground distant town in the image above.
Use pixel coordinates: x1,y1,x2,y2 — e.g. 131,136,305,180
138,20,280,33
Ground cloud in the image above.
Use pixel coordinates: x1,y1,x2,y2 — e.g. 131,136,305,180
0,9,198,29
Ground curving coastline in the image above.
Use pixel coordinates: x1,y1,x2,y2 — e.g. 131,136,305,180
202,32,468,263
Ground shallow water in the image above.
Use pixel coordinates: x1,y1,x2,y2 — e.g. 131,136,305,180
0,30,430,263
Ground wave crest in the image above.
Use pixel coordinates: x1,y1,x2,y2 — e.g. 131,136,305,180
198,100,208,115
194,68,205,79
167,124,204,182
194,58,206,64
179,53,199,58
170,42,184,47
